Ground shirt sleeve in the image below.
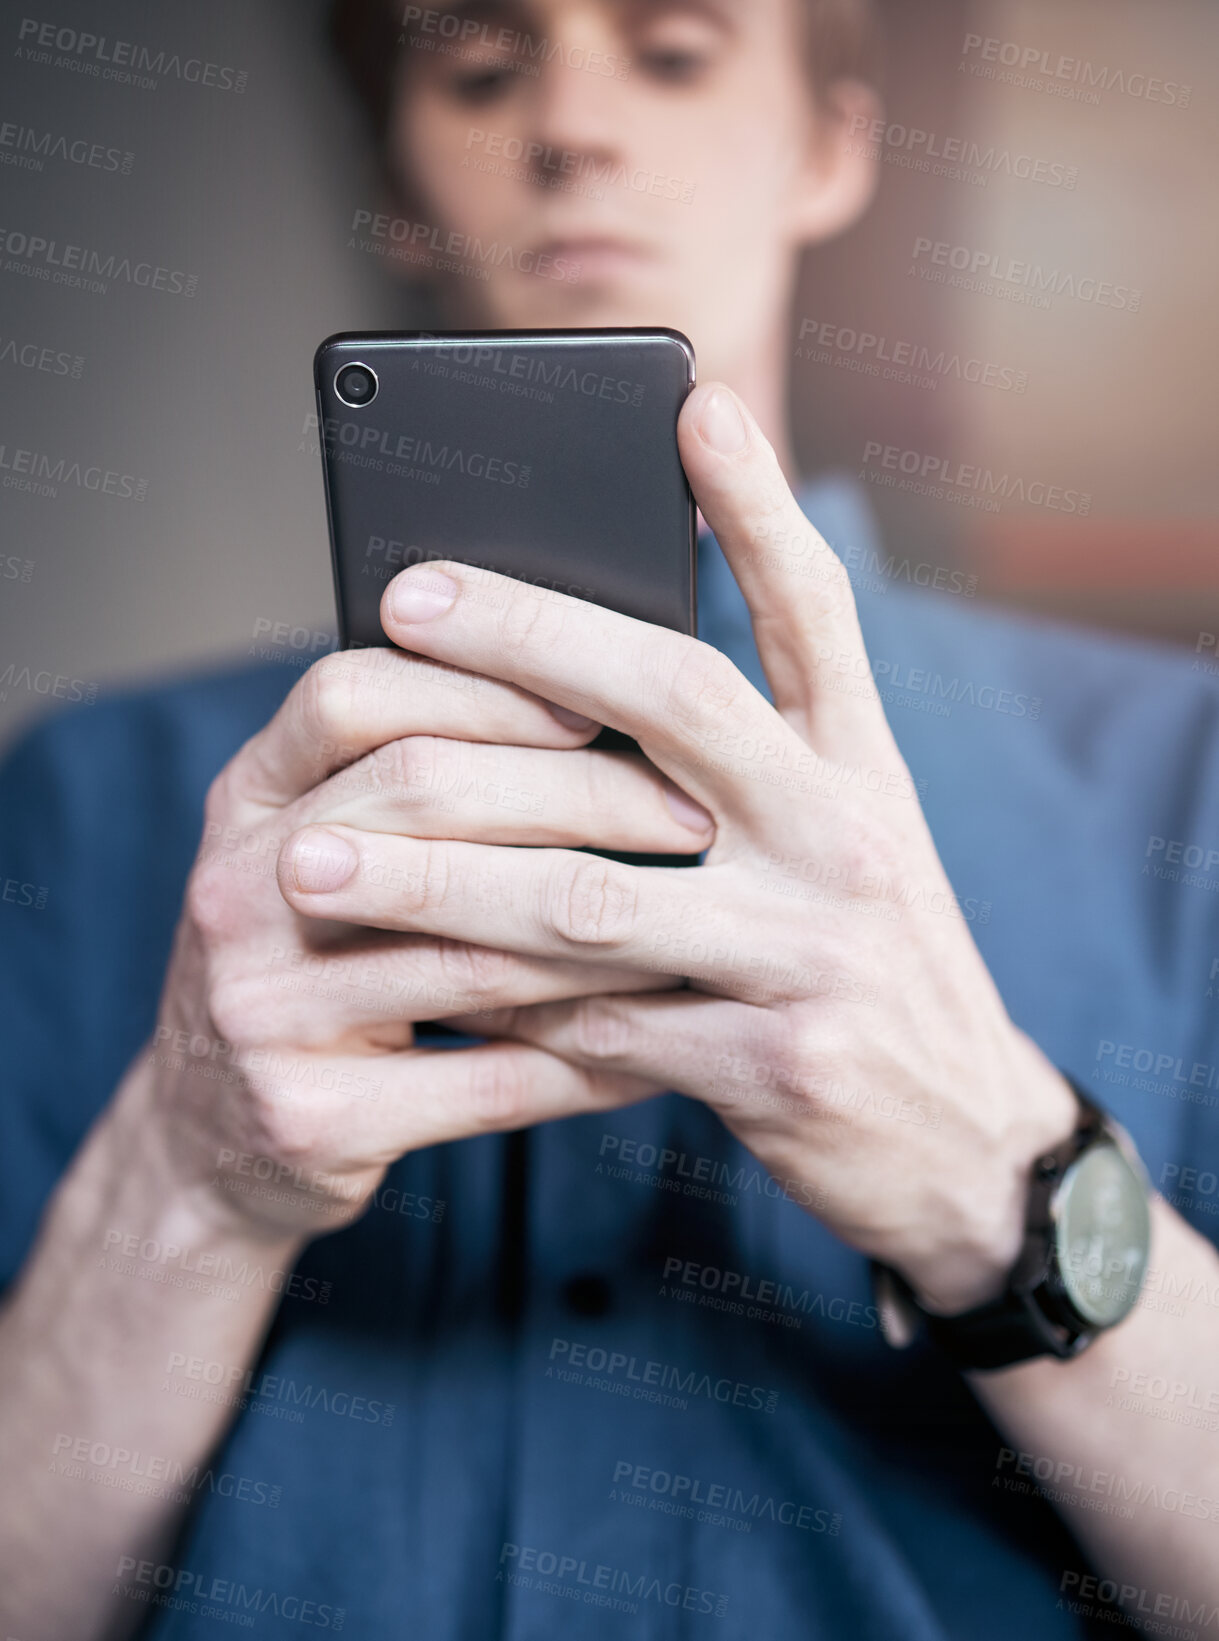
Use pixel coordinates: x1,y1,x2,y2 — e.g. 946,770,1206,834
0,667,282,1293
0,710,111,1291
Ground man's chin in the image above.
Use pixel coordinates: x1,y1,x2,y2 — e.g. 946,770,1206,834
480,278,685,335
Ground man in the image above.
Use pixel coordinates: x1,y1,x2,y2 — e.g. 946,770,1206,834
2,0,1217,1635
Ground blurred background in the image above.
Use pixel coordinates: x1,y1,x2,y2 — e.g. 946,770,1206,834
0,0,1215,750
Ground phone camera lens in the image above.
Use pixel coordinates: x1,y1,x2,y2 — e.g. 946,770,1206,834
335,363,378,407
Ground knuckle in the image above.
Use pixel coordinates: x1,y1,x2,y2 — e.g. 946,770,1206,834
409,837,451,914
743,460,810,548
335,735,408,803
357,836,450,922
545,856,638,949
567,997,634,1066
206,973,274,1050
465,1049,532,1132
185,857,245,943
580,749,616,826
814,574,862,652
432,940,514,1008
750,459,798,530
299,652,360,753
800,535,855,615
496,583,556,662
350,735,427,805
243,1085,326,1168
392,734,449,807
663,640,745,733
817,543,854,602
766,1012,819,1096
837,808,904,887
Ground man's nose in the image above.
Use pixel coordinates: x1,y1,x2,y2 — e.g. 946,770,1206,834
524,30,626,165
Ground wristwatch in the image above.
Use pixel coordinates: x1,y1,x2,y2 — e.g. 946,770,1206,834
872,1078,1152,1370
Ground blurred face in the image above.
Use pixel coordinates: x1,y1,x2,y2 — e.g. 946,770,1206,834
390,0,875,383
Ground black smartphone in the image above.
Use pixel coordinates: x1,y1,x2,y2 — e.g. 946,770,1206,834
313,327,699,868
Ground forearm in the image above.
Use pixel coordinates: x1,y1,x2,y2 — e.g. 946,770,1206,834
0,1056,305,1641
973,1196,1219,1629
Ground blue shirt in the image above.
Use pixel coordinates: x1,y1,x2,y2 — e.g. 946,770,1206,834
3,481,1219,1639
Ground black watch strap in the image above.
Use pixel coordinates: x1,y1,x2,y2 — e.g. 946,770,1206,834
872,1079,1121,1371
873,1258,1087,1371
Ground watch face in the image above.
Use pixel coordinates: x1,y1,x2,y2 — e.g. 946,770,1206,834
1054,1142,1151,1328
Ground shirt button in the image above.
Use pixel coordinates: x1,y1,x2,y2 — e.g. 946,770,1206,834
561,1273,614,1317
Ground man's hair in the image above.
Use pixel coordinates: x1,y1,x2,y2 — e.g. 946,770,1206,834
328,0,880,174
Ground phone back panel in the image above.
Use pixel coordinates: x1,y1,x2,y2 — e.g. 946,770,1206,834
313,329,697,649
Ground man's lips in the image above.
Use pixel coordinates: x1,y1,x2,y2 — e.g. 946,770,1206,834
534,236,656,278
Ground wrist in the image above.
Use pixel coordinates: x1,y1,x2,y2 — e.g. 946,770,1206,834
897,1032,1079,1316
106,1048,310,1260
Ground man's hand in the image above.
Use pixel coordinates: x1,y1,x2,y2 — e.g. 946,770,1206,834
142,646,710,1242
276,382,1077,1312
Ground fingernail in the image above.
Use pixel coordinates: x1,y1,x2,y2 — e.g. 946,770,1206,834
550,703,599,731
286,829,358,892
663,781,714,833
698,387,747,455
388,568,458,623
